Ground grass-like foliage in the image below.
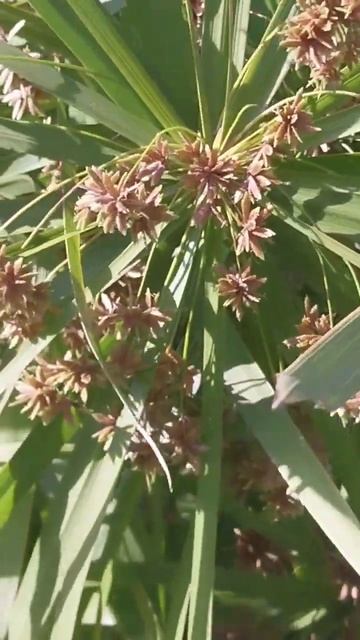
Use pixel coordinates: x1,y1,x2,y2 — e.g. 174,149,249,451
1,0,360,638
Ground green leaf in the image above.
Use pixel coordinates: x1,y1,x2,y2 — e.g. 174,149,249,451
0,43,158,144
224,0,293,139
9,425,127,640
68,0,183,132
277,210,360,268
0,417,76,528
0,494,33,640
0,174,34,199
311,64,360,117
28,0,154,121
116,0,197,127
302,105,360,150
0,118,122,165
274,306,360,412
275,154,360,236
165,533,192,640
202,0,229,129
224,318,360,577
187,229,224,639
232,0,251,74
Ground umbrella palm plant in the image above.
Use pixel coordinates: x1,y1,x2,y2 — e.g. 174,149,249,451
1,0,360,638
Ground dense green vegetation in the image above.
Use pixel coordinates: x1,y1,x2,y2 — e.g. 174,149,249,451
1,0,360,638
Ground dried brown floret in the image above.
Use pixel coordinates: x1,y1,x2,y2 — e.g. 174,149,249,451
284,296,331,350
269,92,320,148
13,366,71,425
218,265,266,320
235,194,275,259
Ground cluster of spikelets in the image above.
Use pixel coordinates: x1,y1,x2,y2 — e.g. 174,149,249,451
73,93,319,321
10,263,204,474
281,0,360,86
0,245,49,347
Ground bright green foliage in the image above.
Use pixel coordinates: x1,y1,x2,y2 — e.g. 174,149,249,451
0,1,360,639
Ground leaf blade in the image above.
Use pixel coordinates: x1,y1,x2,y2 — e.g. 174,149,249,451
224,319,360,577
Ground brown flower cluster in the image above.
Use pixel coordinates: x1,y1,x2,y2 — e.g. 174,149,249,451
217,265,266,320
0,245,49,347
234,528,292,575
284,295,331,350
74,142,173,240
13,263,203,474
177,140,276,227
268,91,320,149
226,438,303,517
282,0,360,86
13,364,72,425
0,21,43,120
128,348,203,474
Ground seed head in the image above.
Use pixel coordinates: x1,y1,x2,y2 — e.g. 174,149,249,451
38,355,101,404
75,166,173,239
284,296,331,350
13,366,71,425
270,92,320,148
236,194,275,259
218,266,266,319
178,140,242,225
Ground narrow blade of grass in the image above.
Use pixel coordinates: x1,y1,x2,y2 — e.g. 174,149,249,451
224,318,360,576
187,229,224,639
0,43,158,144
69,0,183,132
274,306,360,412
9,424,128,640
0,417,76,528
29,0,154,121
0,494,33,640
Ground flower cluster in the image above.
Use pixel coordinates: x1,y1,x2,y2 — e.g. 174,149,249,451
217,265,266,320
13,262,203,474
0,21,43,120
282,0,360,86
225,438,303,517
74,142,173,240
91,348,203,474
0,245,49,347
13,364,71,425
234,528,292,575
268,91,320,149
284,295,331,350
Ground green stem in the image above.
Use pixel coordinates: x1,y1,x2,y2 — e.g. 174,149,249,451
184,0,212,140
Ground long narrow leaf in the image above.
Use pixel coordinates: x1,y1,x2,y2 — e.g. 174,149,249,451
28,0,154,120
0,417,75,528
0,494,32,639
0,43,158,144
68,0,183,131
274,306,360,412
187,232,224,639
224,0,293,138
224,319,360,576
9,426,127,640
0,118,122,164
